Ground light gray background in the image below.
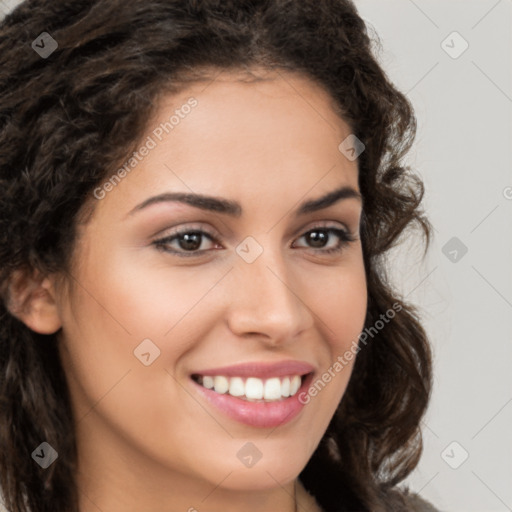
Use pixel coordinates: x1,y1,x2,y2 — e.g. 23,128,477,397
1,1,511,511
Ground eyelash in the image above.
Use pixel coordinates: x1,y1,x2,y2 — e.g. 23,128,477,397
152,224,357,258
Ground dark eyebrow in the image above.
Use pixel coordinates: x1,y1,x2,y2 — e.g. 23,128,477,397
296,185,362,215
126,185,361,218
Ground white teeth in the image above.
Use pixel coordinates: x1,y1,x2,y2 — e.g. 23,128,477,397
202,376,214,389
245,377,264,399
197,374,305,401
213,376,229,394
290,375,301,395
264,377,282,400
228,377,245,397
281,376,290,397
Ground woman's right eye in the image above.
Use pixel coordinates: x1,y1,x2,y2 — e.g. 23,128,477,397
153,229,221,257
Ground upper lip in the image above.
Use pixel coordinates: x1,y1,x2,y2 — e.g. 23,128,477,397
191,360,315,379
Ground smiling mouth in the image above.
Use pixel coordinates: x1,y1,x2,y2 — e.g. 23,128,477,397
191,374,309,402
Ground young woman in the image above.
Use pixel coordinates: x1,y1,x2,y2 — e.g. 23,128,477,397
0,1,439,511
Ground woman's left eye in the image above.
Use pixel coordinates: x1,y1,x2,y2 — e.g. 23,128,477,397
152,225,356,258
292,227,356,254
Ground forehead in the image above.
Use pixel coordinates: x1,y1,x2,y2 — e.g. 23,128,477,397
89,69,360,222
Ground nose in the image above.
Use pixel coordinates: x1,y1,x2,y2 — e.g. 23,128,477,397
225,249,315,347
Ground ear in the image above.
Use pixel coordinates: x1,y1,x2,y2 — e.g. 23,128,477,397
5,268,62,334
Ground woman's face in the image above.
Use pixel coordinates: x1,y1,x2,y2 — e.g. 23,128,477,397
54,70,367,509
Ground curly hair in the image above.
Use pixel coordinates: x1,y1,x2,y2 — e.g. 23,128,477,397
0,1,432,511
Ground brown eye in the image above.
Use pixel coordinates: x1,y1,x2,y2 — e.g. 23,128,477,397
175,232,203,251
305,230,329,248
293,226,356,255
153,229,219,257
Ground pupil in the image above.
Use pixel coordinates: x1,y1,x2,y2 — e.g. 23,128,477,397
308,230,327,247
179,232,202,251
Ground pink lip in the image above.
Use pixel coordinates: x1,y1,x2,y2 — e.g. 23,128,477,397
191,360,315,379
190,366,315,429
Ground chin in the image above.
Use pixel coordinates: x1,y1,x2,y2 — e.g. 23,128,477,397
194,448,308,491
217,466,300,491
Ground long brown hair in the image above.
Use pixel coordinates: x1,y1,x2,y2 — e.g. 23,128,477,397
0,1,432,510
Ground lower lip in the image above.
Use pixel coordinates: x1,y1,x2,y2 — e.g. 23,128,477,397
191,374,313,428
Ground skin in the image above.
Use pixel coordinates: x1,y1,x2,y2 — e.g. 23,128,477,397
14,69,367,512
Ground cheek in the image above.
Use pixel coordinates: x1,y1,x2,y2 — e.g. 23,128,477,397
57,282,136,422
300,254,367,403
98,249,229,337
313,255,367,351
57,253,235,432
59,255,222,368
327,273,367,352
57,267,205,462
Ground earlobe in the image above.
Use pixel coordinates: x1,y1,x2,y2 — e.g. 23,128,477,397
5,269,62,335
